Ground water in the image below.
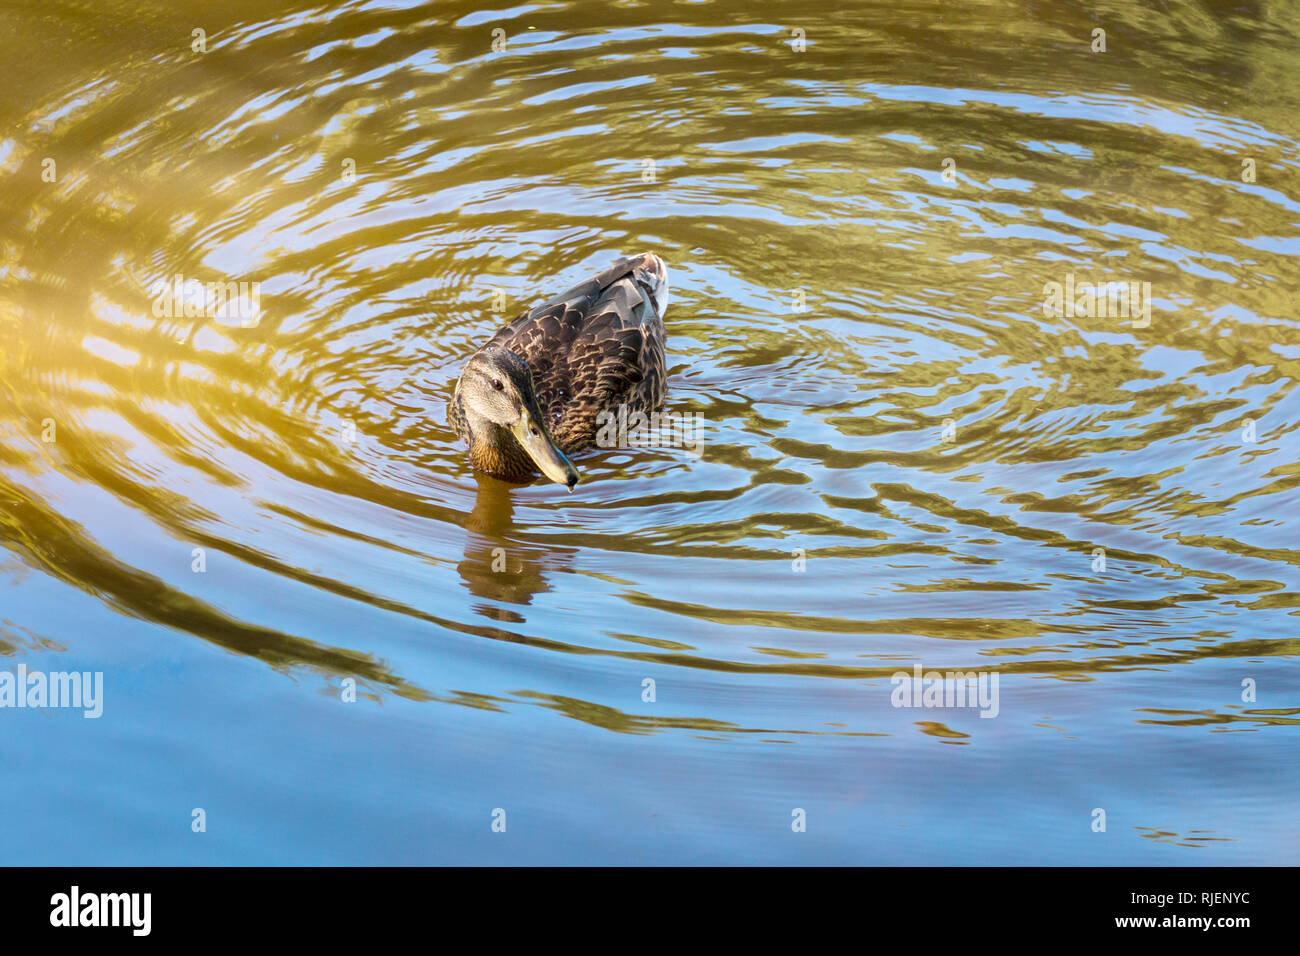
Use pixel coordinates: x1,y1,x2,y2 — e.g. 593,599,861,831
1,0,1297,864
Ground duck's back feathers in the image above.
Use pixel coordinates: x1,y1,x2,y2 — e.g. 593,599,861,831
483,253,668,454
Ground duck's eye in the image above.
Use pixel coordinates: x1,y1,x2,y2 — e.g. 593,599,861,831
492,379,504,391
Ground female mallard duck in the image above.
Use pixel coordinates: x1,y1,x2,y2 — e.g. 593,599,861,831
450,252,669,488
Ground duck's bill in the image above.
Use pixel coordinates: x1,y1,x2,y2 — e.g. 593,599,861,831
513,412,579,489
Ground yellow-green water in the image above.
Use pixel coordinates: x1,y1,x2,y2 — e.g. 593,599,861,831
1,0,1297,862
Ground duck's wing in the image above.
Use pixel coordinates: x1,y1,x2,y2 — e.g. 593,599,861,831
484,254,668,454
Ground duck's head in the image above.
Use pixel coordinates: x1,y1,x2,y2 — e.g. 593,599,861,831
452,345,579,489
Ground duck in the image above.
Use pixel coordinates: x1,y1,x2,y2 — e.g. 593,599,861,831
449,252,669,488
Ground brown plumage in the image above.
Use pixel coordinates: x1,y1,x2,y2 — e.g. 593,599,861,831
450,252,669,486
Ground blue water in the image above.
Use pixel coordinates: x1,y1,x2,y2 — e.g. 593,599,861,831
1,0,1298,864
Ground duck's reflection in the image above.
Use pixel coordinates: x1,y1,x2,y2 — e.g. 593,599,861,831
456,474,573,614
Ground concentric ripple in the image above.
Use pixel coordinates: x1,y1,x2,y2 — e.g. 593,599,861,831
0,0,1298,862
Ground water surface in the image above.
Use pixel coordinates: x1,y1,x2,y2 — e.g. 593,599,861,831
1,0,1298,864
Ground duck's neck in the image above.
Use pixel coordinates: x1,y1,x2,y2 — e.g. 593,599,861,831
468,427,536,482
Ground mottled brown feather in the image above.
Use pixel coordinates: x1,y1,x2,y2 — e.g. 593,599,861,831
479,253,668,457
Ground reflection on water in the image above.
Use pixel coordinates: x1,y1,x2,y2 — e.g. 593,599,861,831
0,0,1298,863
459,475,570,609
